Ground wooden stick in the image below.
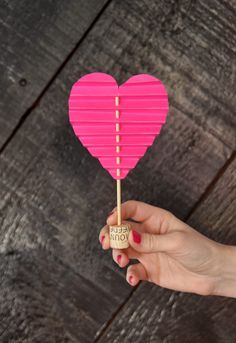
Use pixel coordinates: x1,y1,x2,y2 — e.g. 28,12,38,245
109,95,130,249
115,95,122,226
110,179,130,249
117,179,121,225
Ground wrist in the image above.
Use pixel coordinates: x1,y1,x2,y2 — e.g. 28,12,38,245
213,244,236,298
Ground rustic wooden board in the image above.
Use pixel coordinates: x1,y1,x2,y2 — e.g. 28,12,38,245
0,50,231,342
0,0,235,341
0,246,115,343
188,155,236,246
98,158,236,343
0,182,131,342
0,0,109,148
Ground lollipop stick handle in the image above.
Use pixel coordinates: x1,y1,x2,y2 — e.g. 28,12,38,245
117,179,121,225
110,179,130,249
109,95,130,249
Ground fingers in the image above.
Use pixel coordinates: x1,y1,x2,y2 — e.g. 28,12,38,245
112,246,140,268
99,221,143,250
126,263,148,286
106,200,173,234
99,225,110,250
107,200,158,224
112,249,129,267
128,229,185,253
99,222,142,266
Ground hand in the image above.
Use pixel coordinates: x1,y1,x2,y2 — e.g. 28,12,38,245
99,200,234,296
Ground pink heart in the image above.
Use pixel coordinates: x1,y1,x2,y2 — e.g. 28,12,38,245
68,73,168,180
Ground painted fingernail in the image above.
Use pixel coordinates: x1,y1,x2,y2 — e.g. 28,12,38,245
132,230,141,244
117,255,122,264
128,275,133,285
100,235,105,245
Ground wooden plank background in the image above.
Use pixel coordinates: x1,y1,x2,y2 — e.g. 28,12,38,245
0,0,235,342
0,0,110,148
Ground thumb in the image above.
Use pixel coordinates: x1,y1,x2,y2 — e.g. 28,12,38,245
129,229,183,253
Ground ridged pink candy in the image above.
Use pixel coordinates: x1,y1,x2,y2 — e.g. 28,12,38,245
68,72,169,180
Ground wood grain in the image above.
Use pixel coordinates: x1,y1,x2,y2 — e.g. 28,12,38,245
97,158,236,343
0,0,109,148
0,248,114,343
0,44,230,342
0,182,131,342
0,0,236,341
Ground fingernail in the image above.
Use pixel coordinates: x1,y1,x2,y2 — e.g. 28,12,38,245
107,210,114,219
132,230,141,244
117,255,122,264
128,275,133,285
100,235,105,245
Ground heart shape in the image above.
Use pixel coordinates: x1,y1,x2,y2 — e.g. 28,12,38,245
68,72,168,180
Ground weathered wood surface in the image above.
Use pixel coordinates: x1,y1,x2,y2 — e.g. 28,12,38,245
0,0,109,148
0,0,236,342
98,157,236,343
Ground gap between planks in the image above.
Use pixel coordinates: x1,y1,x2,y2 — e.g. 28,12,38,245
0,0,113,156
186,149,236,219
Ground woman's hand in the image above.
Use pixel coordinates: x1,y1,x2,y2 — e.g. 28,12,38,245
99,200,236,297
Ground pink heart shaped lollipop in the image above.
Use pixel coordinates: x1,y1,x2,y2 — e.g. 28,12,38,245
68,72,168,180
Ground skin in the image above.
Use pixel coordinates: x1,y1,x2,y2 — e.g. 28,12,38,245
99,200,236,298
